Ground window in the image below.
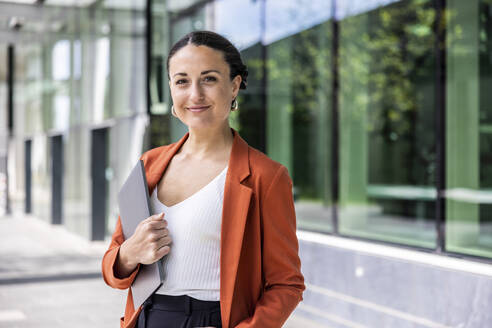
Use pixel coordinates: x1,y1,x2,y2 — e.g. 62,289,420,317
338,0,437,248
445,0,492,258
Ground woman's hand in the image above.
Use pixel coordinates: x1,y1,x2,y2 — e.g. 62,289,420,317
115,213,172,277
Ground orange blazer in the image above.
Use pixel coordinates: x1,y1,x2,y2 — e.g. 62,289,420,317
102,129,305,328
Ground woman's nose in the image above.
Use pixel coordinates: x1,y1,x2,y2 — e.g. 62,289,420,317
190,83,205,102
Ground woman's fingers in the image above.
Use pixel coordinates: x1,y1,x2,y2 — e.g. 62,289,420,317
151,212,164,220
151,235,172,261
157,245,171,258
148,220,168,231
141,212,163,222
157,235,172,247
127,212,172,264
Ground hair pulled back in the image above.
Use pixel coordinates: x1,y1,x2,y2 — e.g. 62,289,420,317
167,30,248,90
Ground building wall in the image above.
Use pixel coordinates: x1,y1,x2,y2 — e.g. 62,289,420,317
296,235,492,327
5,1,149,240
150,0,492,261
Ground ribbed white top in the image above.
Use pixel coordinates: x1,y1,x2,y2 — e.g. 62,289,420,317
149,166,227,301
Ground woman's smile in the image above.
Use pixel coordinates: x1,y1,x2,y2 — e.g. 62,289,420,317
187,105,211,112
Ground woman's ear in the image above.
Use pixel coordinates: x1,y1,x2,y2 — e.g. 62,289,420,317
232,75,242,98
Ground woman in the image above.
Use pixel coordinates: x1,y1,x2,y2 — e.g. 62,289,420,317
102,31,305,328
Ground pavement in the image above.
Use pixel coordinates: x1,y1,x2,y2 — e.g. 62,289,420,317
0,213,125,328
0,213,307,328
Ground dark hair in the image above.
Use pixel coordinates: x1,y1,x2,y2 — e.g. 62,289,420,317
167,30,248,90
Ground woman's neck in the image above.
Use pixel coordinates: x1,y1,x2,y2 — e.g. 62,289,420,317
181,124,233,160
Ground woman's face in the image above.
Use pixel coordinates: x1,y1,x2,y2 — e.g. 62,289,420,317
168,44,241,131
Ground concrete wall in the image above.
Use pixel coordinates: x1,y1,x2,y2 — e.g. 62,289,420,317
294,232,492,327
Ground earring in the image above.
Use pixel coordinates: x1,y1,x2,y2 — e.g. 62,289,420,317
171,105,176,116
231,99,239,111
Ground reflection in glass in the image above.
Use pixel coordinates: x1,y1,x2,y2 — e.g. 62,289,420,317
54,94,70,130
0,47,6,216
23,44,43,135
215,0,261,49
265,0,331,44
446,0,492,258
338,0,437,247
94,37,110,123
73,40,82,80
151,0,492,259
213,0,263,149
336,0,399,20
63,127,91,238
31,136,50,224
52,40,70,81
265,1,333,232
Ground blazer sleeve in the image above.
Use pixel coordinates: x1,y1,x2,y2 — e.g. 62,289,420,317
236,165,305,327
101,215,141,289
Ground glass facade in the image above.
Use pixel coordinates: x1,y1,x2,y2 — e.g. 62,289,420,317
7,1,148,239
265,2,333,233
150,0,492,260
338,0,437,248
3,0,492,259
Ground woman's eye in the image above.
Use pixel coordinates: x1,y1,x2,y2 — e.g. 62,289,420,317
176,79,188,85
203,76,217,82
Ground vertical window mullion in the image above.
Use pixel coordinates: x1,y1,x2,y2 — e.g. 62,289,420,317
146,0,152,115
435,0,446,253
331,0,340,234
260,0,267,154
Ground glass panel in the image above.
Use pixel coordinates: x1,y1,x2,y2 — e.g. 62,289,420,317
2,1,147,239
23,44,43,135
41,42,55,132
149,2,172,147
265,0,333,232
31,136,51,223
150,1,170,116
0,46,6,217
214,0,263,149
75,2,146,123
52,40,71,81
71,39,82,125
52,40,71,131
93,37,110,122
109,8,147,118
106,116,148,234
338,0,437,247
446,0,492,258
64,127,91,238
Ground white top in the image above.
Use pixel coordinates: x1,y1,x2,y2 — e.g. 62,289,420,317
150,166,227,301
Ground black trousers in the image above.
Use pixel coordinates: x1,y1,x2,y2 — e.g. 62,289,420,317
137,294,222,328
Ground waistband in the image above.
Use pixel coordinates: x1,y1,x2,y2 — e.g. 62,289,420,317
150,294,220,312
138,294,221,328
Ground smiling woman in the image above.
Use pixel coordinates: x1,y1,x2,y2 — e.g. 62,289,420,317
102,31,305,328
168,44,242,131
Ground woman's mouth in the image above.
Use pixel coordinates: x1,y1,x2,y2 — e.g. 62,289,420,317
187,105,210,112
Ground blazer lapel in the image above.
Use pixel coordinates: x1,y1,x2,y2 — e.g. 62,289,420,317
220,130,252,328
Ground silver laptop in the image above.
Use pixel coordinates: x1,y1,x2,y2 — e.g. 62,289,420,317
118,160,165,310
